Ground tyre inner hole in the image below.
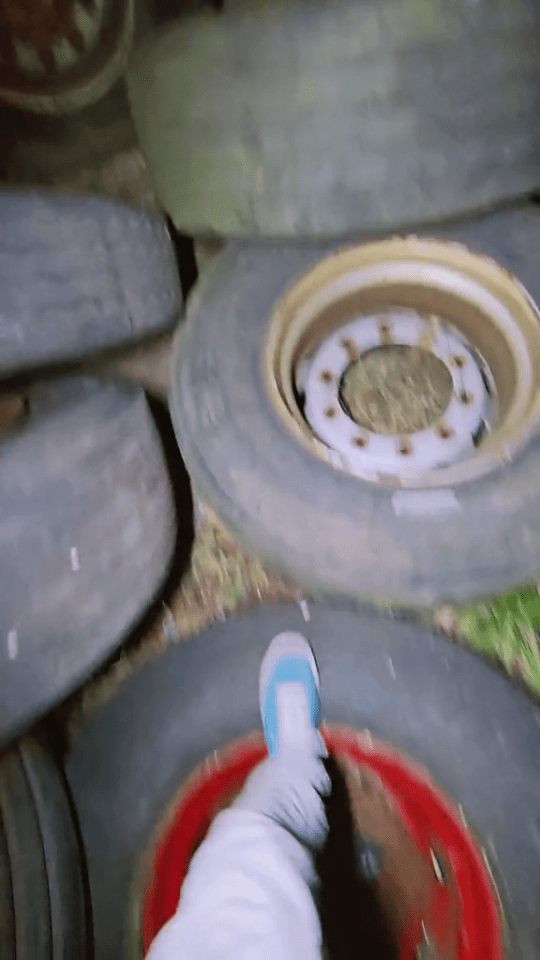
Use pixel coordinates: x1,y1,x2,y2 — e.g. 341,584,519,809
339,345,454,435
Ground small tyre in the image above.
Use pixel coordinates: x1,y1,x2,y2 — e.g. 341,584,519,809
0,376,175,747
128,0,540,237
170,204,540,606
0,730,87,959
0,190,181,377
64,603,540,960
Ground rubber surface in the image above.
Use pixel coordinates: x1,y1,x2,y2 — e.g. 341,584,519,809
0,81,137,187
170,203,540,606
0,377,175,747
0,730,87,959
128,0,540,238
0,190,181,376
64,603,540,959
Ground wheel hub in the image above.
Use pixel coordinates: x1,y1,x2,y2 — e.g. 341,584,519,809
302,312,490,478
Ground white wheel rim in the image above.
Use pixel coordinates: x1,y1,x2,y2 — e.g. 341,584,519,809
303,311,491,479
264,237,540,488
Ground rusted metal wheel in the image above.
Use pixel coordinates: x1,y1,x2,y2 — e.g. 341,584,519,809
0,0,134,113
142,730,503,960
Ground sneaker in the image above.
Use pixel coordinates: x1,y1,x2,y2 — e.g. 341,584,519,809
259,631,322,757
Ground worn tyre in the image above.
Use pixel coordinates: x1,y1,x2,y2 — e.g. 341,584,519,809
128,0,540,238
0,730,87,959
170,204,540,606
65,603,540,959
0,190,181,377
0,376,175,747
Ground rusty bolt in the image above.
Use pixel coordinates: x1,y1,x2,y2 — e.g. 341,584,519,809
340,337,359,361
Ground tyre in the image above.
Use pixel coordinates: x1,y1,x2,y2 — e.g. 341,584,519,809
0,190,181,377
0,376,176,747
169,204,540,606
64,603,540,959
0,730,87,959
127,1,540,238
0,0,134,114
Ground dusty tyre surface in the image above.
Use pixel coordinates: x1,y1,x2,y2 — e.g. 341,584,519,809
0,191,181,377
128,0,540,238
0,376,175,747
64,603,540,959
0,730,87,959
170,204,540,607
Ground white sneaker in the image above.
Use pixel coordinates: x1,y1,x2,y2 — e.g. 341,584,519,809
259,632,323,757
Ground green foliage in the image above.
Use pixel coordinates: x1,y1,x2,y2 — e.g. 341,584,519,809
456,587,540,698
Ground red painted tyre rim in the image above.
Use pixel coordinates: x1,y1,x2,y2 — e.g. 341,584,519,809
142,727,504,959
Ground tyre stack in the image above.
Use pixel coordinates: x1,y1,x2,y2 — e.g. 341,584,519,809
56,5,537,959
127,0,540,607
0,192,182,958
4,3,540,959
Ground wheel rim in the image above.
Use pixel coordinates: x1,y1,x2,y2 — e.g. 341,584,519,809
264,238,540,488
141,727,504,960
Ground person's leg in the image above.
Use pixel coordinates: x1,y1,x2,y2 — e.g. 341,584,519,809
147,632,329,960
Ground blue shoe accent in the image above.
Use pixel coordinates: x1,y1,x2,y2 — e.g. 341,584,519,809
261,656,321,757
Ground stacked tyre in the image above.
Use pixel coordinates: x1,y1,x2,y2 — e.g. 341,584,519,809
73,4,540,959
0,192,181,745
127,0,540,607
4,3,540,960
0,193,182,956
0,734,87,960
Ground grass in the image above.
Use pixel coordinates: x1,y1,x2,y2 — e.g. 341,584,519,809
449,586,540,699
